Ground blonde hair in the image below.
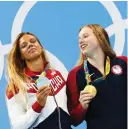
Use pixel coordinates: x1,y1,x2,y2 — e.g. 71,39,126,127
76,24,116,66
7,32,49,98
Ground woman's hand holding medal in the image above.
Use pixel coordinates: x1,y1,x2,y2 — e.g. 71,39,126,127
79,85,97,110
36,71,51,107
36,86,51,107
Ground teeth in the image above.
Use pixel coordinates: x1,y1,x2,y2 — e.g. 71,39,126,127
81,44,87,49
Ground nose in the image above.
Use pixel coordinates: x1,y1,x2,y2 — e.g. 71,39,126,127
28,42,33,48
79,38,84,44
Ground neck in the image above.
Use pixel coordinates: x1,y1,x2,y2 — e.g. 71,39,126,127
26,56,45,72
87,50,105,75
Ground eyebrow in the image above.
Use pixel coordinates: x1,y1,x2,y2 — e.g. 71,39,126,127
79,33,89,38
83,33,89,35
20,42,27,46
30,38,36,40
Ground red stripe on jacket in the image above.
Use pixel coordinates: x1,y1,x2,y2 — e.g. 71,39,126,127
66,65,87,126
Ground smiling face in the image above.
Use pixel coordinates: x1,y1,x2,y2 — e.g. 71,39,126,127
19,34,43,61
78,26,101,56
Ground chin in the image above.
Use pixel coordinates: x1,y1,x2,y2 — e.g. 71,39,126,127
81,50,87,55
26,54,41,61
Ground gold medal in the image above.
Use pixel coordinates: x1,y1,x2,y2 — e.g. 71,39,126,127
84,85,97,97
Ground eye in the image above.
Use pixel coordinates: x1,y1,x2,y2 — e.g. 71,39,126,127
84,35,88,38
30,38,36,43
20,42,27,48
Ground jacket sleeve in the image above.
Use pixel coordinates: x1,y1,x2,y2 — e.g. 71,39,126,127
66,67,87,126
6,88,43,129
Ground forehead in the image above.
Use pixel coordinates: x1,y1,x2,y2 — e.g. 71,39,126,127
79,27,93,36
19,34,36,44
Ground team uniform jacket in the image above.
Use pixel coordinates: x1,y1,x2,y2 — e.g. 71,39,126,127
6,66,71,129
67,56,127,129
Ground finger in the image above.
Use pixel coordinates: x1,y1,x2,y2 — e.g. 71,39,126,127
80,97,93,102
79,94,93,101
43,89,51,96
37,87,50,96
79,96,93,103
38,88,51,97
80,94,94,98
80,91,90,95
37,86,50,93
80,97,91,103
83,100,91,104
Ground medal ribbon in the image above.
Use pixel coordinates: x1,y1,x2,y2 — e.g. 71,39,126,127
84,56,110,85
36,63,50,84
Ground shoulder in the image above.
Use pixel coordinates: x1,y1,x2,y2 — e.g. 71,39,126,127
69,65,83,74
67,65,83,80
111,56,127,74
116,56,128,63
47,68,62,75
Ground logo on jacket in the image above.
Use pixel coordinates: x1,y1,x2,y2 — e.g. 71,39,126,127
49,72,66,95
111,65,123,75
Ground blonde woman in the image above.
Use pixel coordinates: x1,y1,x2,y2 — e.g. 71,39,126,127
67,24,127,129
6,32,72,129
